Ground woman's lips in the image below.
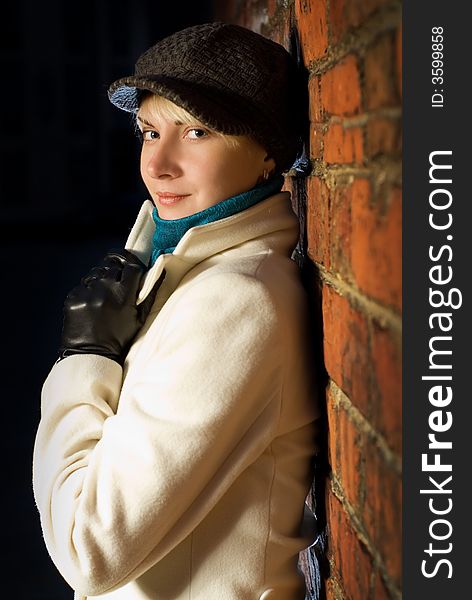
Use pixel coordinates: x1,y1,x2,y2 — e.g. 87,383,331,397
156,192,190,206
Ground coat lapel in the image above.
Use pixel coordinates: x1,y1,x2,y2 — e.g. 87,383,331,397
125,192,299,305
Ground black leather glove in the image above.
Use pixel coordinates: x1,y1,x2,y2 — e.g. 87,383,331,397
58,249,161,365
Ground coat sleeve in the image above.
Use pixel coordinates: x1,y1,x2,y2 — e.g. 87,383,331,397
33,271,285,596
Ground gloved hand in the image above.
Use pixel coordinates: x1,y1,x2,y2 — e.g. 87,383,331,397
58,249,162,365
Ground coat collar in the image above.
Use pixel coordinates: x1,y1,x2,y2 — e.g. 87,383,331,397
125,192,299,304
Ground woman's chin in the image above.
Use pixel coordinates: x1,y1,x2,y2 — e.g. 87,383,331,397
156,197,195,220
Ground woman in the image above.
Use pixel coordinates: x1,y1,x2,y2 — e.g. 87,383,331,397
33,22,320,600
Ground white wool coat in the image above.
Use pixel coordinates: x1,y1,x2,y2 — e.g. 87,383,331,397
33,191,320,600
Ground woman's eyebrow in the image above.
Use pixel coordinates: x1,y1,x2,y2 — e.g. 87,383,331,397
137,115,184,127
137,116,154,127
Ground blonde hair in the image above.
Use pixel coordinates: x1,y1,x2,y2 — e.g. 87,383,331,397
137,93,242,150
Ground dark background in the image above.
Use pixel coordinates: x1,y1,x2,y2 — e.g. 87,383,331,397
0,2,213,597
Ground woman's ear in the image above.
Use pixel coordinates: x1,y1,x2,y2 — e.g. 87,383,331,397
263,155,276,175
257,154,277,184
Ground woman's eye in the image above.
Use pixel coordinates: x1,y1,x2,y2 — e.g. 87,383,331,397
142,130,159,141
186,128,208,140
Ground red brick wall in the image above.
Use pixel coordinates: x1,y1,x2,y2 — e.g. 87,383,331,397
213,2,402,599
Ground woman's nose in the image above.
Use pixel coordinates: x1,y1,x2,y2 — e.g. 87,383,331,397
145,140,182,179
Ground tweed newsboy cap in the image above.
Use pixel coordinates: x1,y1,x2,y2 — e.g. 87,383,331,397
108,22,305,173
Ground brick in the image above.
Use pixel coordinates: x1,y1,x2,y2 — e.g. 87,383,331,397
363,440,402,586
240,0,271,31
323,122,363,164
396,24,402,98
267,0,277,19
326,386,364,507
373,571,392,600
310,176,400,292
337,405,364,508
278,9,291,45
306,176,330,268
328,181,352,278
326,489,373,600
351,183,402,310
329,0,346,44
295,0,328,62
320,55,362,115
308,75,324,123
325,574,345,600
364,33,398,110
310,122,325,160
365,117,401,159
322,286,371,417
330,0,391,44
326,385,339,469
346,0,390,25
371,324,402,454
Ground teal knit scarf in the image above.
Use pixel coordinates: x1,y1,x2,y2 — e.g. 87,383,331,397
150,175,284,266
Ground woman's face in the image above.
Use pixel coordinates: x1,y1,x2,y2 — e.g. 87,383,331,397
138,96,276,220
